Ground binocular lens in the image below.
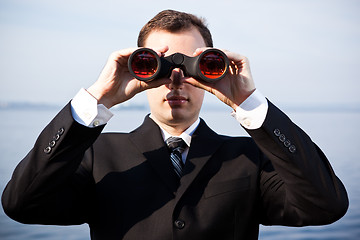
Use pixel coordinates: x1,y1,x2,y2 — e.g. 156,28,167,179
199,52,227,79
130,50,158,79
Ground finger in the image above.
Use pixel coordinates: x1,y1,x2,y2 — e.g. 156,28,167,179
107,47,139,67
192,47,212,56
222,50,249,65
153,46,169,57
183,77,215,93
141,78,172,91
110,48,138,59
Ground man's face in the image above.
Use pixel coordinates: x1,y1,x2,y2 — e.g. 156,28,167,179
144,28,206,128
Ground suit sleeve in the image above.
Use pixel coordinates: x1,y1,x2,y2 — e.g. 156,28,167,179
1,103,104,225
247,100,348,226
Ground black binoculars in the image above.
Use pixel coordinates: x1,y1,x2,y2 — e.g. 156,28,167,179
128,48,229,82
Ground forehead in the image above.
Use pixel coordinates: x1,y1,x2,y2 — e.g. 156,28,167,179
143,28,206,56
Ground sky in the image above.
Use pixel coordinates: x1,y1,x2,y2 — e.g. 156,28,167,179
0,0,359,109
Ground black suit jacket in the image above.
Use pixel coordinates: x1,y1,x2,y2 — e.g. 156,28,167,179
2,101,348,240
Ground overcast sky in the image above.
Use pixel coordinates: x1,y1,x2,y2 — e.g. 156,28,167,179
1,0,359,108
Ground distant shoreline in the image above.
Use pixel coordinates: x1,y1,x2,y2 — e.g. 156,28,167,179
0,101,359,113
0,102,148,111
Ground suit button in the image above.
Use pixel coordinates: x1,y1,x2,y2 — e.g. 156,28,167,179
53,134,60,141
174,219,185,229
274,129,281,136
284,140,291,147
289,145,296,153
58,127,65,135
44,146,52,154
279,134,286,142
49,140,56,147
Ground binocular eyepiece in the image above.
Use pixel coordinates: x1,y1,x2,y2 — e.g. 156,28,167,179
128,48,229,82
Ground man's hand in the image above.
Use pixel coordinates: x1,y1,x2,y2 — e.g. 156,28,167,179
185,48,256,111
87,47,171,109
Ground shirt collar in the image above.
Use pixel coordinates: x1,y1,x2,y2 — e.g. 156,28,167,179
158,118,200,148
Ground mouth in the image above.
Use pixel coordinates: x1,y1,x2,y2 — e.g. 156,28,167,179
165,95,188,107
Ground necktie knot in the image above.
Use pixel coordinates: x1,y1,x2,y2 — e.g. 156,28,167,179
165,137,186,178
166,137,186,153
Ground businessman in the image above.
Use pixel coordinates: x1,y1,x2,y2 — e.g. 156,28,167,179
2,9,348,240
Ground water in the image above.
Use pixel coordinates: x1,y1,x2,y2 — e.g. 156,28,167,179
0,107,359,239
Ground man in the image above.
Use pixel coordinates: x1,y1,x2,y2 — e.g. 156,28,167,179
2,9,348,240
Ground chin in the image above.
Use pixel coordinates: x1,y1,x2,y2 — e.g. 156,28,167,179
170,110,195,122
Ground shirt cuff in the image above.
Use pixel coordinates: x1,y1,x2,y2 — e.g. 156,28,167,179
70,88,114,128
231,89,268,129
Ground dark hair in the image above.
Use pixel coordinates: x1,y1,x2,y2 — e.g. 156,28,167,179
137,9,213,47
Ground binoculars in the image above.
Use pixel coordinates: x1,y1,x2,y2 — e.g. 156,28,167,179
128,48,229,82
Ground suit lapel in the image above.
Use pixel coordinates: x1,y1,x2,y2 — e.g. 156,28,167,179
176,119,225,200
129,115,179,193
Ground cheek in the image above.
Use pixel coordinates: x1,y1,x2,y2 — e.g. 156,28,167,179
147,88,164,102
190,89,205,105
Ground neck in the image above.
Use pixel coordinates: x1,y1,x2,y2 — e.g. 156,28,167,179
150,115,197,136
159,123,189,136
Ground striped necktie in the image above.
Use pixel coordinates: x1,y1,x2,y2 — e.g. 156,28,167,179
166,137,186,178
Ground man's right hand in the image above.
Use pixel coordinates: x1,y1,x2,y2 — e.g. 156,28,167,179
86,47,171,109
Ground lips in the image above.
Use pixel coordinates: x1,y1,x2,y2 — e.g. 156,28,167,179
166,95,188,107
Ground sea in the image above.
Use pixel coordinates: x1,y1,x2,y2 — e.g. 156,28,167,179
0,105,359,240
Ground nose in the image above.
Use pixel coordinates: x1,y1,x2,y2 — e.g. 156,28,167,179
169,68,185,89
